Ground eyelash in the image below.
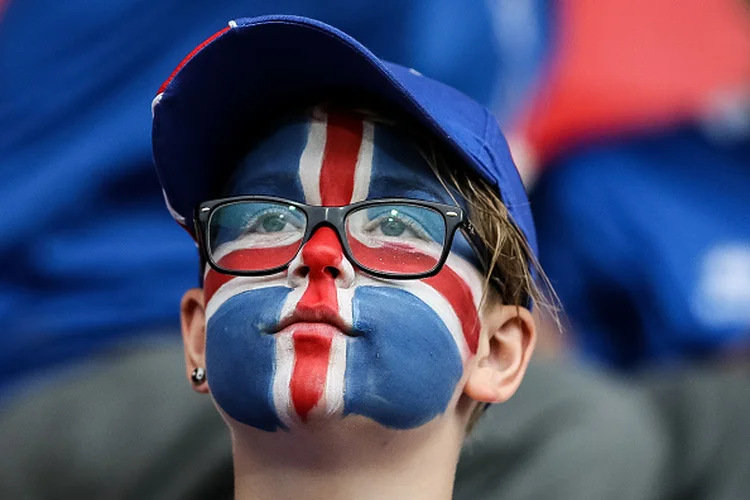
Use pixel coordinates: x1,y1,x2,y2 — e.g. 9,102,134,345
241,208,303,232
362,213,432,241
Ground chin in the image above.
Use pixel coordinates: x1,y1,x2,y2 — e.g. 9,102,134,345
226,411,443,455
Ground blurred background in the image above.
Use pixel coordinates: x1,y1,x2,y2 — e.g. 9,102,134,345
1,1,749,499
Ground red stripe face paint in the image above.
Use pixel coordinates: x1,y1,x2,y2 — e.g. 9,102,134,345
320,112,364,206
290,326,335,422
288,227,346,421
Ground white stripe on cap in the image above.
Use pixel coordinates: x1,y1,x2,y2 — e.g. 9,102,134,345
161,188,186,225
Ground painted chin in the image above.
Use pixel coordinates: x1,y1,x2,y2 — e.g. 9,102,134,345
276,323,348,428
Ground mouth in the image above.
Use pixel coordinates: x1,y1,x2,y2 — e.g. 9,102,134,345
274,305,356,337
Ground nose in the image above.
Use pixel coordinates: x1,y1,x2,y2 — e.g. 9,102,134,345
287,226,355,288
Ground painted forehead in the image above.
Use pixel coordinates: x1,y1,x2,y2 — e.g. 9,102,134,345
225,107,455,205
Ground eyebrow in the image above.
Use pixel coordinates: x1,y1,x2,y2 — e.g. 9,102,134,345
227,171,455,204
370,174,454,203
228,171,300,196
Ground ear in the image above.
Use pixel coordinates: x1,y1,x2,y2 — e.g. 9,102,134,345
464,304,536,404
180,288,210,394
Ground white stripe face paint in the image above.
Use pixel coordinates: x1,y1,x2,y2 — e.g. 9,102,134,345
298,109,327,206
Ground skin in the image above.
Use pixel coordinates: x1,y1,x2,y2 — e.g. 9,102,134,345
180,107,536,500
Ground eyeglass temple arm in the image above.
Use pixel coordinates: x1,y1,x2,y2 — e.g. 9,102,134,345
460,219,490,269
458,220,512,298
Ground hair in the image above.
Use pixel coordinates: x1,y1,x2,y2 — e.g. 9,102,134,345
413,132,561,432
424,145,558,314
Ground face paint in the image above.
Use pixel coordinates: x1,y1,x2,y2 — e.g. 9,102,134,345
204,108,485,432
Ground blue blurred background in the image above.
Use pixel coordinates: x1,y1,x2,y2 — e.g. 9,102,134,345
1,0,749,498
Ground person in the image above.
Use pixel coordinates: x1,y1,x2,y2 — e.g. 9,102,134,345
150,15,542,499
503,0,750,370
0,5,669,500
531,121,750,370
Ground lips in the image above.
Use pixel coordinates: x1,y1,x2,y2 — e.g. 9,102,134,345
274,304,355,336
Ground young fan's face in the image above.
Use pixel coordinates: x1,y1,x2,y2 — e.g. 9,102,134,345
202,109,485,432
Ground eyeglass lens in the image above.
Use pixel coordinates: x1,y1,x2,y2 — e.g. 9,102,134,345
209,201,307,272
345,204,446,274
208,201,447,276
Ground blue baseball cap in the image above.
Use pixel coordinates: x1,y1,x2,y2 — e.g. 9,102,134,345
151,15,537,257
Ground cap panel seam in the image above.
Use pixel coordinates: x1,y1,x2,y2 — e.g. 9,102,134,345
157,25,231,95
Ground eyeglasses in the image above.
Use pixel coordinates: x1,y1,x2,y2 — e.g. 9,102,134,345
194,196,479,280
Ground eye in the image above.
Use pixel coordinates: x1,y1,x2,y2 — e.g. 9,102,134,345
243,208,304,234
379,216,407,237
362,209,432,241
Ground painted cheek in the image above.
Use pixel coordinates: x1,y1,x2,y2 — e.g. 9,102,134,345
205,286,291,432
202,250,298,432
345,226,482,356
345,286,465,429
423,265,481,355
348,243,481,356
339,253,482,429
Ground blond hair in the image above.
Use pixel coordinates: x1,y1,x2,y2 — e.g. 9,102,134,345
418,140,561,431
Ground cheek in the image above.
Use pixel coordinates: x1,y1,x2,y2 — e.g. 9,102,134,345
337,254,482,429
344,286,466,428
204,284,291,432
421,257,484,356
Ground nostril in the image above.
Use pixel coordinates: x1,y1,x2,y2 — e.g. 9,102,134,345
296,266,310,279
294,266,340,280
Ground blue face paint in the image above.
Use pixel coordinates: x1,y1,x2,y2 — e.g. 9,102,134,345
344,287,463,428
206,286,290,431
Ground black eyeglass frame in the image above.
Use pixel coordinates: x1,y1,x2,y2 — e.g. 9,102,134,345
194,195,484,280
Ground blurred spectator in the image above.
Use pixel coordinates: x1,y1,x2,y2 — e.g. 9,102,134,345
487,2,750,495
502,0,750,370
533,123,750,370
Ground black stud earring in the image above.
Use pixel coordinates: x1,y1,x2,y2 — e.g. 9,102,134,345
191,367,206,385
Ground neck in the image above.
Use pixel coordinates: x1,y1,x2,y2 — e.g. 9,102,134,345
230,415,464,500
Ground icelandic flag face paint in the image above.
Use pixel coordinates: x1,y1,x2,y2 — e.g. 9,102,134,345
204,108,485,431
